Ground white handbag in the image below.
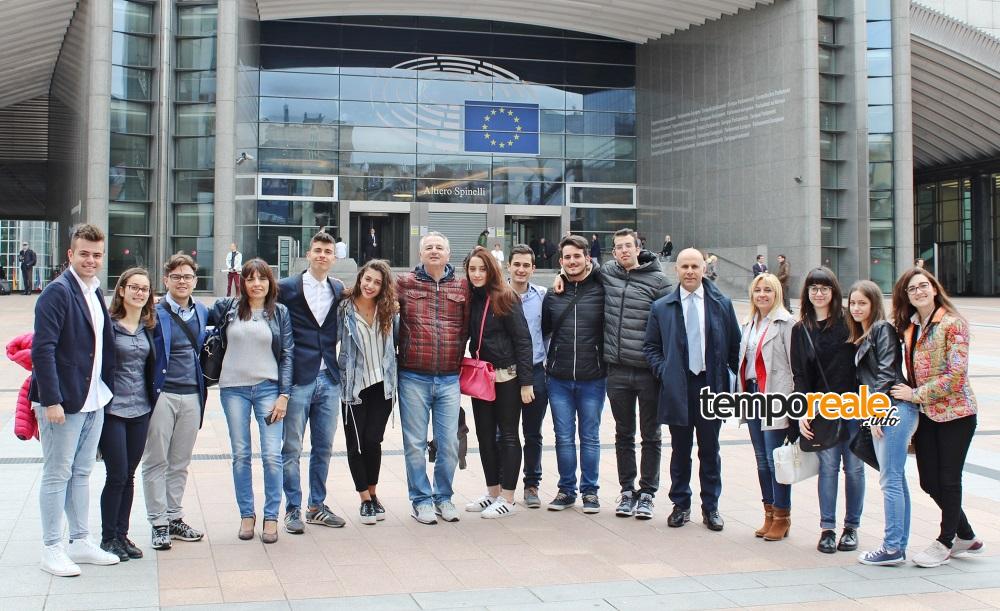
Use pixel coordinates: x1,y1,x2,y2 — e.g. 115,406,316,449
773,441,820,485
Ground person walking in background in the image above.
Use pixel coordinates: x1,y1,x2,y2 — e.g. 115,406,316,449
335,236,348,260
99,268,157,562
278,232,347,534
19,241,37,295
752,255,768,277
737,273,794,542
144,253,210,551
776,254,791,312
793,267,863,555
534,237,556,270
590,234,602,266
890,268,983,567
507,244,548,508
644,248,740,532
848,280,917,566
31,224,120,576
225,243,243,298
491,242,505,266
363,228,380,263
337,260,399,525
478,230,490,249
211,259,293,544
705,253,719,281
661,235,673,261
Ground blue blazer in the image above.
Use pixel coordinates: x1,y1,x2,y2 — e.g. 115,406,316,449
153,299,209,423
643,279,741,427
278,272,343,386
29,271,116,414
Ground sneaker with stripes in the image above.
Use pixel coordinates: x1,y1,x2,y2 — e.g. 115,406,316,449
465,495,495,512
482,498,515,519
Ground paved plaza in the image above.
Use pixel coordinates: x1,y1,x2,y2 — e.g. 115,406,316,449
1,295,999,610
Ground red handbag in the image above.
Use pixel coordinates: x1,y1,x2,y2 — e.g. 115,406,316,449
460,296,496,401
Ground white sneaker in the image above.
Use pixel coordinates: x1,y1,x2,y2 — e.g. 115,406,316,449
951,537,984,557
40,544,81,577
482,497,516,519
434,500,460,523
465,495,495,512
411,503,438,525
912,541,951,568
66,538,120,566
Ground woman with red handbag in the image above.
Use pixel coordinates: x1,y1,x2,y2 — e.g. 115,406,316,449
462,247,535,519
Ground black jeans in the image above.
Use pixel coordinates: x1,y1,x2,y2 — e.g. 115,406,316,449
20,266,32,294
607,364,662,495
342,382,394,492
521,364,548,488
914,412,977,547
472,378,522,491
668,372,723,512
99,412,151,542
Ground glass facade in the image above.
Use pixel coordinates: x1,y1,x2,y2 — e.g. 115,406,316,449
0,221,57,291
914,178,973,294
817,7,844,276
108,0,155,288
866,0,895,292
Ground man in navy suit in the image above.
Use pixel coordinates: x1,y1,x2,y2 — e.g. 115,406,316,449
31,223,120,576
644,248,740,532
278,231,346,533
142,253,209,551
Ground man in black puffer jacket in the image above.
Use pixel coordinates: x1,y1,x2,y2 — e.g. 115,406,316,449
601,229,671,520
542,235,605,514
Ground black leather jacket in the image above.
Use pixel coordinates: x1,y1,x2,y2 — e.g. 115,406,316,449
855,319,905,395
467,286,534,387
209,298,295,395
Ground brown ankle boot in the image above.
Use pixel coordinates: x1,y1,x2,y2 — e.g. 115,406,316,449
755,503,774,537
763,508,790,541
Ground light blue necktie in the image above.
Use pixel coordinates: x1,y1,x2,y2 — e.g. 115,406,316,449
686,293,704,374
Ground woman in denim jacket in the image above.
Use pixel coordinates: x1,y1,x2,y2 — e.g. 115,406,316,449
337,259,399,525
890,268,981,568
209,259,293,543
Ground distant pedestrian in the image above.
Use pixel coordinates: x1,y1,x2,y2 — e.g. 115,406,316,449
478,230,489,249
705,253,719,281
590,234,602,266
335,237,348,260
225,243,242,298
491,242,505,266
752,255,768,277
18,241,37,295
776,254,791,311
661,235,673,261
914,258,925,269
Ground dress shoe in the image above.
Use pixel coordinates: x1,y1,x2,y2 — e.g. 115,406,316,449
261,519,279,544
667,505,690,528
817,529,837,554
702,510,724,531
837,527,858,551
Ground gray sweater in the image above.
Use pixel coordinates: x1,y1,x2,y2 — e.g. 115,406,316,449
219,311,279,388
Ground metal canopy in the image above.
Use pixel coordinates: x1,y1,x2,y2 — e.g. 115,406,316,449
253,0,774,43
910,2,1000,169
0,0,79,109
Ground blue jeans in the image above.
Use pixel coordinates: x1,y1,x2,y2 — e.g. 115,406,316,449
398,371,460,506
817,419,865,530
522,364,549,488
221,381,284,520
873,401,919,552
36,406,104,546
282,369,339,511
746,419,791,510
547,376,606,495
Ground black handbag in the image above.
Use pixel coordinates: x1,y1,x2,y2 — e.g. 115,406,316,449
798,325,843,453
168,300,232,387
850,424,880,470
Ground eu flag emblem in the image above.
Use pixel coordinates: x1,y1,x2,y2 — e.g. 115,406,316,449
464,101,539,155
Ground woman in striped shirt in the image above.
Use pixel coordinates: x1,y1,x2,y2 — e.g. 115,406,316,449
337,260,399,525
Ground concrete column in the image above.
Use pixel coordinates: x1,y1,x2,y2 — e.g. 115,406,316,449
153,0,175,283
891,0,915,278
213,0,238,293
85,0,113,285
970,173,995,295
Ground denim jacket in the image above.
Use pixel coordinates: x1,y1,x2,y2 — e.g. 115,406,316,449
209,298,295,396
337,299,398,406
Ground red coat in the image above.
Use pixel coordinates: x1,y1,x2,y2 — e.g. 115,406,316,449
7,333,37,440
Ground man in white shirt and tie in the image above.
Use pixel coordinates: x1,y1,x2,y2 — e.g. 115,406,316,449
226,243,243,297
643,248,740,532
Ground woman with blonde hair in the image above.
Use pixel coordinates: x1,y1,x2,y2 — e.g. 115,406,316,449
737,273,795,541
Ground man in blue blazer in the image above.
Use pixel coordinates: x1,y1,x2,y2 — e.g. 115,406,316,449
142,253,209,551
30,223,120,576
644,248,740,532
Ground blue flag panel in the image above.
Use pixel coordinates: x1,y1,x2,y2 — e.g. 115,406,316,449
464,100,540,155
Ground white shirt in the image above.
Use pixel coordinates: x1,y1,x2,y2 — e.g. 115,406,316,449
680,284,707,369
302,270,334,370
491,249,505,265
68,266,114,412
335,242,348,259
226,250,242,272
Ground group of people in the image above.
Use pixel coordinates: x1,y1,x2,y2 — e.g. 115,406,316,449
29,222,981,579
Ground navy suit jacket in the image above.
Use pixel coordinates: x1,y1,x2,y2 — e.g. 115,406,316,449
29,271,115,414
278,272,343,386
153,299,209,423
643,279,741,426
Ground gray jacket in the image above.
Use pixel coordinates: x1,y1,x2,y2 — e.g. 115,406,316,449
737,308,794,430
337,299,398,406
601,251,671,369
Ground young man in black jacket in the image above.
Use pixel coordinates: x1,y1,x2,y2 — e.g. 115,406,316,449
542,235,605,513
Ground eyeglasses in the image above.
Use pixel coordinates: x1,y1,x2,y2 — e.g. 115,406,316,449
125,284,150,295
168,274,196,282
906,281,932,295
808,285,832,295
613,243,636,252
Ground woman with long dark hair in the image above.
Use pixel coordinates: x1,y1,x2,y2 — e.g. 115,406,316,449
890,268,981,567
337,259,399,525
847,280,917,566
463,246,534,518
99,268,157,561
210,259,293,543
792,267,864,554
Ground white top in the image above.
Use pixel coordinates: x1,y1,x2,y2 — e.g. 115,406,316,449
491,249,505,265
353,305,386,391
335,242,348,259
68,266,114,413
302,270,334,370
744,314,766,381
680,284,706,368
226,250,243,272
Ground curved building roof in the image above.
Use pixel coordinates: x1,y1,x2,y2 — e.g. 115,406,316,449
0,0,78,108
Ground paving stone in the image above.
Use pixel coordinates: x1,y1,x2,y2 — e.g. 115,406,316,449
488,601,615,611
823,577,948,599
605,590,736,610
44,589,160,611
925,571,1000,591
692,572,765,590
743,566,858,587
412,587,540,609
528,580,655,602
163,603,290,611
717,584,845,606
640,576,711,595
290,595,419,610
0,596,44,611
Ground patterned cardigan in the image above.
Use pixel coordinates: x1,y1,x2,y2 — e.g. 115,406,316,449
902,308,977,423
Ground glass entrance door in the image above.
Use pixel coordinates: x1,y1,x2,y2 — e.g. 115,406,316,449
936,241,969,295
350,213,410,267
505,216,561,267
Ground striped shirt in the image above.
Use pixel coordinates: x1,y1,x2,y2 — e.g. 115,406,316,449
354,305,386,391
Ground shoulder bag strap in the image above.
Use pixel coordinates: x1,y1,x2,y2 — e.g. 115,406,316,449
546,287,586,360
801,325,831,392
474,296,490,360
167,308,201,356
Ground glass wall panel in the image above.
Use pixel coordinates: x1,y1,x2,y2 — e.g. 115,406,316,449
341,152,415,177
345,126,415,152
110,133,149,167
340,101,418,128
821,189,840,217
819,75,838,101
869,162,893,190
417,78,493,105
260,71,339,99
112,32,153,67
108,235,151,281
868,77,893,105
870,247,894,291
818,19,836,44
112,66,153,100
176,71,217,102
569,207,638,235
170,237,214,288
869,220,894,246
340,76,417,103
868,105,893,132
261,178,335,198
818,46,835,72
416,179,490,203
867,0,892,21
492,157,563,182
258,148,338,174
568,185,633,205
177,5,218,36
339,176,414,201
868,133,892,161
564,159,635,183
870,191,893,219
255,201,336,226
820,104,838,130
175,170,215,202
867,22,892,48
259,123,338,149
177,38,217,70
113,0,153,34
110,168,151,201
173,204,215,236
565,135,635,160
492,181,563,205
867,49,892,76
176,104,216,136
820,132,837,159
109,202,149,235
110,100,151,134
259,97,338,123
175,137,216,169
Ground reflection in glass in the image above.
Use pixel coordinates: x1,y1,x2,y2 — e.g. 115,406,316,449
261,178,335,198
869,220,894,247
110,133,150,167
258,148,338,174
108,236,150,284
174,204,215,236
867,77,893,105
346,126,417,153
418,78,492,105
110,100,151,134
260,71,339,99
867,21,892,49
870,192,893,219
416,179,490,203
339,176,415,201
340,101,418,128
820,103,838,130
176,71,217,102
112,32,153,67
492,157,563,182
177,5,218,37
340,75,417,103
110,168,151,201
821,189,840,217
565,135,635,160
255,201,336,226
176,104,216,136
113,0,153,34
868,134,892,162
868,105,893,133
259,97,338,124
867,49,892,77
175,137,216,169
259,123,338,150
570,207,638,236
568,185,633,205
109,202,149,235
341,152,415,177
177,38,217,70
112,66,153,100
867,0,891,22
492,181,563,205
869,247,893,293
175,170,215,203
820,132,837,159
564,159,635,183
171,237,214,290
